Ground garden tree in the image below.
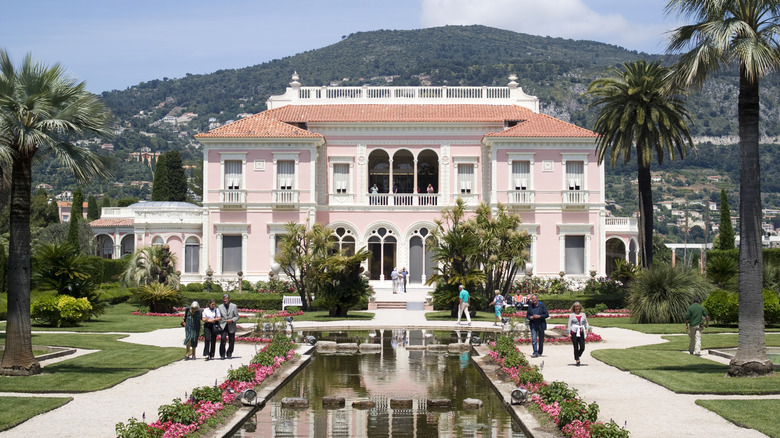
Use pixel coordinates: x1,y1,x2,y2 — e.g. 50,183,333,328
310,248,372,317
0,51,110,376
29,189,58,228
586,60,695,269
164,150,187,202
122,244,179,288
717,189,735,250
86,194,99,220
426,199,486,316
627,263,713,323
274,221,332,311
472,203,531,301
33,221,94,255
667,0,780,375
66,189,84,252
151,153,169,201
100,194,113,210
188,159,203,204
32,243,105,318
117,197,139,207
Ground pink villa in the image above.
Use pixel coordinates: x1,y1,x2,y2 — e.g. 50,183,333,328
90,74,638,286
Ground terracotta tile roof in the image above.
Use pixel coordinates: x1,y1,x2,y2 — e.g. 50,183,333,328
263,104,536,123
194,115,323,139
484,111,596,138
195,104,595,138
89,218,134,227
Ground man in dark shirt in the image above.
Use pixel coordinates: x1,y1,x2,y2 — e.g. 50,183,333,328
685,296,709,356
526,294,549,358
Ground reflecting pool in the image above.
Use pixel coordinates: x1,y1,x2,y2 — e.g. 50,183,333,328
234,329,525,437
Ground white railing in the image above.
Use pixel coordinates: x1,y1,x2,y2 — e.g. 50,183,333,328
605,217,638,232
367,193,440,206
273,189,299,205
507,190,535,205
562,190,588,206
220,189,246,205
101,207,132,217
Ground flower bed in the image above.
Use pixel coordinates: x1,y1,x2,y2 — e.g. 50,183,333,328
133,309,304,318
502,310,631,319
489,334,628,438
116,335,296,438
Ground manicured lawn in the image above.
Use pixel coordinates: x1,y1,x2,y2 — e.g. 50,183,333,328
592,333,780,395
584,316,780,334
276,310,375,322
0,302,183,333
0,333,182,393
0,397,72,431
696,400,780,438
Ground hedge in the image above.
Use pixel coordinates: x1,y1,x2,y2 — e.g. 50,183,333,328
182,292,285,310
706,248,780,266
100,257,130,283
537,293,625,311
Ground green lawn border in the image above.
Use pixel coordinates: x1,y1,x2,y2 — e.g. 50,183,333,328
0,396,73,431
696,399,780,438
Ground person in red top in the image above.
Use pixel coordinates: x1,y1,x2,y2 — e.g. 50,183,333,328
566,302,590,366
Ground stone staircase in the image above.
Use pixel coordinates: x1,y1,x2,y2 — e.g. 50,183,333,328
369,283,433,311
374,301,409,310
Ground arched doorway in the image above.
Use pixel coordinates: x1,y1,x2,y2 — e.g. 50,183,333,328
606,238,627,277
368,150,390,194
121,234,135,256
392,150,414,193
417,149,439,194
408,226,435,283
95,234,113,259
628,239,638,265
367,227,396,280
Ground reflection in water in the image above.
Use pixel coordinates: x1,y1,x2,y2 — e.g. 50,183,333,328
236,330,525,437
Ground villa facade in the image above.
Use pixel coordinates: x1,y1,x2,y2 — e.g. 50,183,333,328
90,75,638,285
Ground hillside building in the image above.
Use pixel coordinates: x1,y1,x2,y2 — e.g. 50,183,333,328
90,75,638,286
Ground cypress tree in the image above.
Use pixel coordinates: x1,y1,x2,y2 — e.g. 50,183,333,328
101,195,114,210
165,150,187,202
67,189,84,251
87,195,99,220
718,189,735,250
151,153,170,201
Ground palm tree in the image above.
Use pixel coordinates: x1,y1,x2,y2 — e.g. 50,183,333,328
0,51,110,376
586,60,695,268
123,245,180,289
666,0,779,376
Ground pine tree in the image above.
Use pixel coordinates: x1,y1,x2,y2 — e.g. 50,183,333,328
165,150,187,202
718,189,735,251
67,189,84,251
151,153,170,201
87,195,99,220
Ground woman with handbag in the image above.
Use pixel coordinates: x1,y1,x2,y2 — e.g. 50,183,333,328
183,301,201,360
201,299,221,361
566,302,590,366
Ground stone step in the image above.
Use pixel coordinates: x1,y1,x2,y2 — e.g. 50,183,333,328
375,301,409,309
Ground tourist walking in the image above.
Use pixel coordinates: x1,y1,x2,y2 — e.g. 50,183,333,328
182,301,201,360
400,267,408,293
201,299,220,360
685,296,709,356
567,301,590,365
489,289,505,326
456,284,471,326
391,267,399,293
526,294,548,357
218,294,240,359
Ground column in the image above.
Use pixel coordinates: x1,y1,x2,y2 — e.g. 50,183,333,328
216,233,223,274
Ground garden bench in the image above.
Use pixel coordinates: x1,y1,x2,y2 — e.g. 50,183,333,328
282,295,303,310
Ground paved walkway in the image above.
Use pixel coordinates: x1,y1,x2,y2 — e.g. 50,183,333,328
1,289,775,437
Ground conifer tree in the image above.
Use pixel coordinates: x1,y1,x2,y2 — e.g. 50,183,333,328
718,189,735,251
151,153,170,201
87,195,99,220
67,189,84,251
165,151,187,202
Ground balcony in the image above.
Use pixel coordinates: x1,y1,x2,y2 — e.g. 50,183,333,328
562,190,588,208
605,217,638,233
367,193,440,207
219,189,246,208
273,189,299,209
507,190,535,208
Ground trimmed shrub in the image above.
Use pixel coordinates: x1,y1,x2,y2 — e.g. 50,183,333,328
764,289,780,324
703,289,738,324
184,282,204,292
158,398,197,425
190,385,223,403
227,365,254,382
96,284,134,304
31,295,92,327
182,291,283,310
100,257,130,283
537,293,625,311
241,280,252,291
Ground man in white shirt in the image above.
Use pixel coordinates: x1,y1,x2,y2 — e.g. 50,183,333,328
390,268,399,293
217,294,240,359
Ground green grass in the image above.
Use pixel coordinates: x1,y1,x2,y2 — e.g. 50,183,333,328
0,333,182,393
0,302,182,333
0,397,72,431
696,400,780,438
591,333,780,395
583,315,780,334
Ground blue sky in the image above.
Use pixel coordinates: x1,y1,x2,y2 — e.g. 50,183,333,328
0,0,680,94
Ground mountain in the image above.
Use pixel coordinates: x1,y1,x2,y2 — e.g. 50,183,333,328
35,25,780,206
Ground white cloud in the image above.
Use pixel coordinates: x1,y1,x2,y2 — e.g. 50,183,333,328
420,0,670,53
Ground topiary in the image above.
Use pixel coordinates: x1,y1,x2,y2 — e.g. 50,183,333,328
185,282,203,292
31,295,92,327
702,289,738,324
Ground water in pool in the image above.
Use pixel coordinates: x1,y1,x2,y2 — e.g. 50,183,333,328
235,329,525,437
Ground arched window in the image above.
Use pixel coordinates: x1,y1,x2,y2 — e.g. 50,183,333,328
185,237,200,274
408,227,434,283
367,227,396,280
152,236,164,246
329,227,356,256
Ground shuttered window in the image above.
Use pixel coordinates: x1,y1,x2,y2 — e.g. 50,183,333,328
224,160,242,190
458,164,474,194
222,235,242,272
277,160,294,190
566,161,583,190
334,164,349,193
512,161,530,190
